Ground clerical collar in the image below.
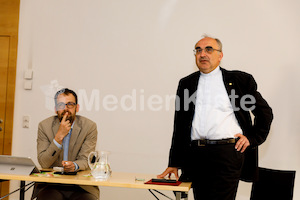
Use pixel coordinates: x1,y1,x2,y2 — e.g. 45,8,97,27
200,66,221,76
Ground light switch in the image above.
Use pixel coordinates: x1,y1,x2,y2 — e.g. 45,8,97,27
24,69,33,80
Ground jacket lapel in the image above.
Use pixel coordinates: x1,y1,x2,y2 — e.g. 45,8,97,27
52,117,60,139
189,71,200,113
221,67,235,94
221,67,241,110
190,71,200,94
68,118,81,160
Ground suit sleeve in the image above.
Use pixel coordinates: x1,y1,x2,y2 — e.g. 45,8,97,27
37,122,62,168
168,79,192,168
245,75,274,146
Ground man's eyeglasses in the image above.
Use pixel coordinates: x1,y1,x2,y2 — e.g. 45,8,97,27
56,102,77,110
193,46,221,55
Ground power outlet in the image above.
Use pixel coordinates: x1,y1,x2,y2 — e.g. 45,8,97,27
23,116,30,128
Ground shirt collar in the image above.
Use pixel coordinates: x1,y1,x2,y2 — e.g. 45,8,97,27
200,66,221,76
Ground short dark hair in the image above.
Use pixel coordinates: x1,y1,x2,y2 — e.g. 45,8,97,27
54,88,78,105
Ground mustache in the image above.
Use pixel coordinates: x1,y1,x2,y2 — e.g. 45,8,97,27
58,111,74,123
61,111,69,116
199,57,209,61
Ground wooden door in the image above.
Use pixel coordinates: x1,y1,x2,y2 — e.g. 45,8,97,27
0,36,10,197
0,37,10,154
0,0,20,197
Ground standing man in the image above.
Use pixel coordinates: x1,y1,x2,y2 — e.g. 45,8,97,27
32,88,99,200
158,36,273,200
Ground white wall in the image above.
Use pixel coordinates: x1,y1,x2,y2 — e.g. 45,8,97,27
10,0,300,199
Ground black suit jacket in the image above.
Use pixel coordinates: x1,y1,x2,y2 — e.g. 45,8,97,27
168,67,273,182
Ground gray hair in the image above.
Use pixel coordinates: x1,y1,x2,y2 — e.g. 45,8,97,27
199,34,223,52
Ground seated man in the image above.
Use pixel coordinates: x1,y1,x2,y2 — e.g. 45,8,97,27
32,88,99,200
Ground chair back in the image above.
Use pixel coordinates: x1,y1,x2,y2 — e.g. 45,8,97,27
250,167,296,200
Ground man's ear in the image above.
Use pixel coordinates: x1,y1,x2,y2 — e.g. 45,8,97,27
219,52,223,62
76,104,80,112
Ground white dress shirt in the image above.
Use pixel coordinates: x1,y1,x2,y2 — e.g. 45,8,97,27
191,66,243,140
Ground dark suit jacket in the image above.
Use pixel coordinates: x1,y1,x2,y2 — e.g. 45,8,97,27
32,115,99,198
168,67,273,182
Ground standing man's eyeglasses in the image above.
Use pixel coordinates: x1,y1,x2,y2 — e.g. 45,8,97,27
193,46,222,55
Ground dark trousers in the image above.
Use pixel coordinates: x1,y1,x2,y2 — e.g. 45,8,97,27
32,184,98,200
189,143,244,200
